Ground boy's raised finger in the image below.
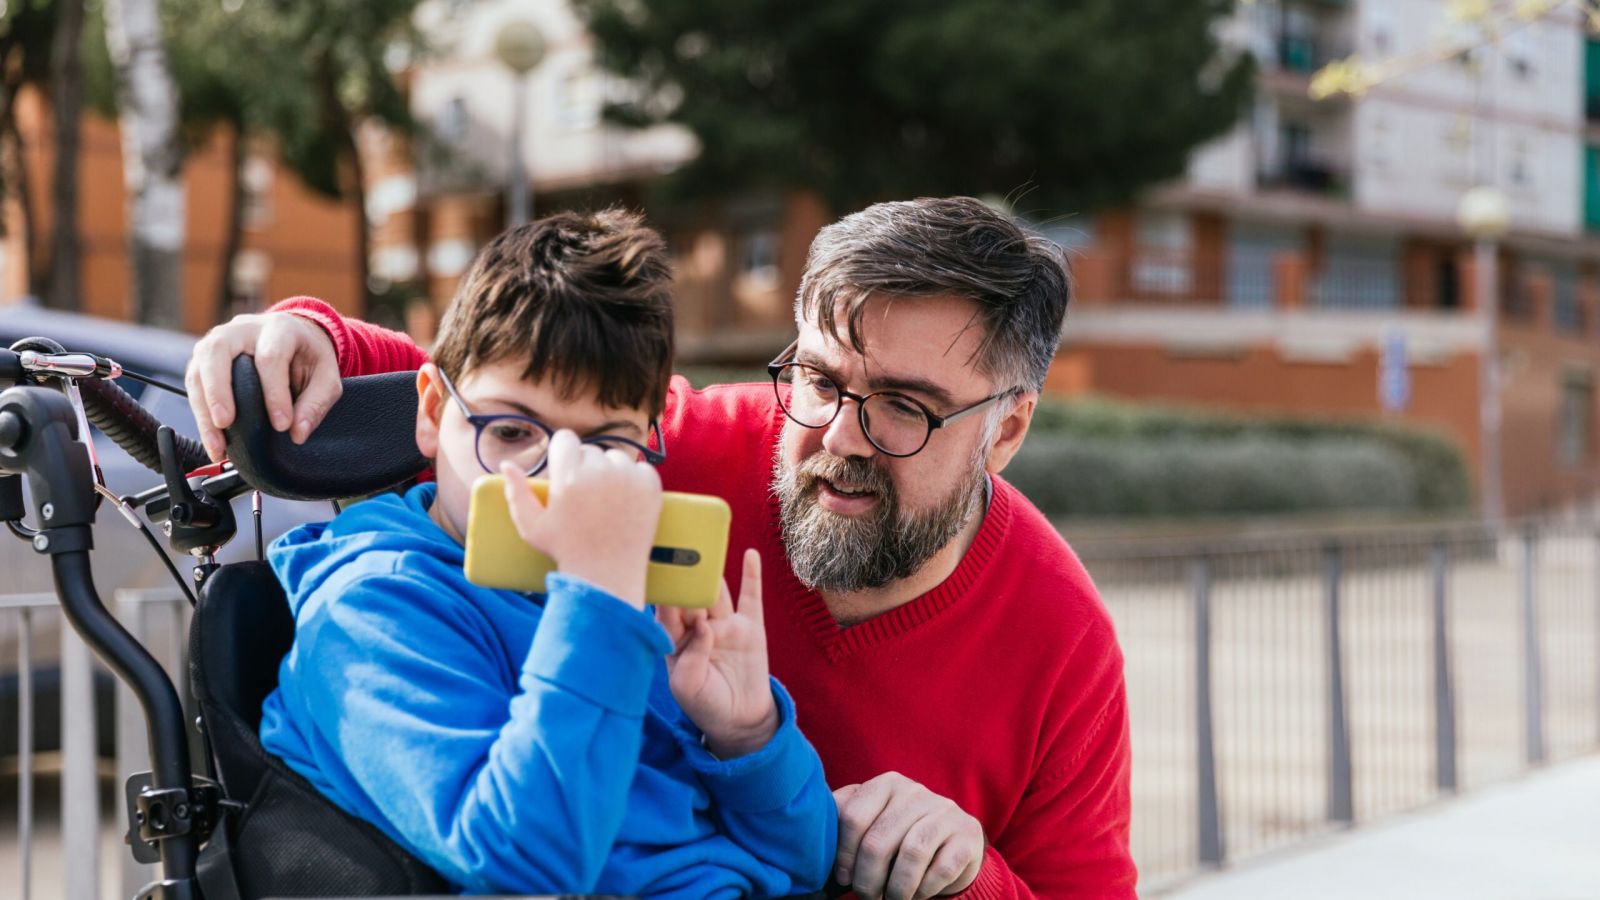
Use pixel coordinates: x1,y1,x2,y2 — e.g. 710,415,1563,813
736,549,763,623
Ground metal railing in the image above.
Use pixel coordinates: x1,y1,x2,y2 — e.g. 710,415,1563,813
1078,518,1600,890
3,588,190,900
5,518,1600,897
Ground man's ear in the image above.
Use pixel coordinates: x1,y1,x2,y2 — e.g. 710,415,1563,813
415,363,444,461
984,391,1037,476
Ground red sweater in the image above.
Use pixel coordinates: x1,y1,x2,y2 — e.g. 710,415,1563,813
279,296,1136,898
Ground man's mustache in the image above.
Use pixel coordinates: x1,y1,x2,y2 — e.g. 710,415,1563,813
793,453,893,496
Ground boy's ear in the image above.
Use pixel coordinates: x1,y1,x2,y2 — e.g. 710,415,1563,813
415,364,444,461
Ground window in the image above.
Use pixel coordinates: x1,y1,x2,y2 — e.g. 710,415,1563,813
1509,140,1531,187
1507,29,1535,82
1559,371,1594,467
437,97,468,145
242,156,274,229
1131,211,1193,296
556,70,602,129
738,229,779,291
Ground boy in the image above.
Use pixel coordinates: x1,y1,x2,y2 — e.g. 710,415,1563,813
258,210,836,897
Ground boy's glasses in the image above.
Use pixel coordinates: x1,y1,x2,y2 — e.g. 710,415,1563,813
767,340,1014,458
435,367,667,476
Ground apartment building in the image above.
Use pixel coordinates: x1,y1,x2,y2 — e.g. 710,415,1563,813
1058,0,1600,515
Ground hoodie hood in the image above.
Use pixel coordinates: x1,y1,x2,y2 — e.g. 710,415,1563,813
269,483,465,613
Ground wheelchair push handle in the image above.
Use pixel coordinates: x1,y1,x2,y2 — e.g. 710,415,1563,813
1,340,210,476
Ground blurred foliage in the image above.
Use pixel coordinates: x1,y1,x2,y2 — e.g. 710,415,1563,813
84,0,423,201
576,0,1256,215
1008,434,1424,519
1014,397,1472,518
672,368,1471,519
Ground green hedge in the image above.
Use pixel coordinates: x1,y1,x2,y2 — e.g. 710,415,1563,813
671,370,1472,519
1012,398,1472,518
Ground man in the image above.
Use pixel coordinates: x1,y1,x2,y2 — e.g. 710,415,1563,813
187,197,1134,898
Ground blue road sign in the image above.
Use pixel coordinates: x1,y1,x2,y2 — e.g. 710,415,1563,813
1380,329,1410,413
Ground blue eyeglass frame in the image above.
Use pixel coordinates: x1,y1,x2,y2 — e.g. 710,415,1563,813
434,366,667,476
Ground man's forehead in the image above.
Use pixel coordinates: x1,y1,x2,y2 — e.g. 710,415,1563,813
794,298,992,398
803,291,985,356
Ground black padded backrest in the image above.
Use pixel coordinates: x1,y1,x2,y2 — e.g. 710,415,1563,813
224,355,427,501
188,561,452,895
189,560,295,800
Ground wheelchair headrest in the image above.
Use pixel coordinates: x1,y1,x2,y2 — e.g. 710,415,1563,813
224,356,428,501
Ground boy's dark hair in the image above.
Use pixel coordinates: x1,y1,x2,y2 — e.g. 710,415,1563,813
433,209,675,417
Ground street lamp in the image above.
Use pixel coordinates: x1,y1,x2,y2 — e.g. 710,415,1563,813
1458,184,1510,524
494,19,546,228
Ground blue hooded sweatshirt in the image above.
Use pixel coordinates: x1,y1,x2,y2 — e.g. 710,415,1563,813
258,483,836,898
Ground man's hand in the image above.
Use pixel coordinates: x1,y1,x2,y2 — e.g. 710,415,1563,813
833,772,986,900
498,432,663,610
657,550,778,758
185,312,343,461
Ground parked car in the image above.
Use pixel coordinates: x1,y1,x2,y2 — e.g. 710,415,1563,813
0,303,330,759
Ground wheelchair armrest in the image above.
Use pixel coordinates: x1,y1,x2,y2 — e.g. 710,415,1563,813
223,355,428,501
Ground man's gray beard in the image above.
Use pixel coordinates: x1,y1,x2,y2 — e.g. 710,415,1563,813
773,432,987,595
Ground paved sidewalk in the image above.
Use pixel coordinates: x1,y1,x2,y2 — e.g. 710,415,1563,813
1160,754,1600,900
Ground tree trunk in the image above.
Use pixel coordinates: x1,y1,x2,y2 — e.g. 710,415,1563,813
345,125,372,319
215,119,246,325
315,50,372,318
0,46,44,296
44,0,85,312
103,0,185,329
10,115,42,298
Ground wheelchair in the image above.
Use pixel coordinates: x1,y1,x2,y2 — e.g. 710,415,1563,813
0,339,672,899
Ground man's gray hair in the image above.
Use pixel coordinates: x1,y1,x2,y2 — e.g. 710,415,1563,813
795,197,1071,393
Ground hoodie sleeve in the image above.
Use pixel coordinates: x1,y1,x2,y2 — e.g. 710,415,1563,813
281,567,670,894
673,679,838,892
272,295,428,376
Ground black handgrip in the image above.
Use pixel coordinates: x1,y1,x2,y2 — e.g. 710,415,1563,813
224,355,428,500
78,376,209,475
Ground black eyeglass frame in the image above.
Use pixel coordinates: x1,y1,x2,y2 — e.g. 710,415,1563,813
435,366,667,476
765,340,1015,458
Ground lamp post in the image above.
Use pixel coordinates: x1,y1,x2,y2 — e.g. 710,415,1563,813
494,19,545,228
1458,184,1510,524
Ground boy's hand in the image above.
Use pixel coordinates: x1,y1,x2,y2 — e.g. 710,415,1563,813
657,550,779,758
187,312,343,461
499,430,662,610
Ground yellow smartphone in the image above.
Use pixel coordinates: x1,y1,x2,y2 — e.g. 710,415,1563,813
463,475,731,609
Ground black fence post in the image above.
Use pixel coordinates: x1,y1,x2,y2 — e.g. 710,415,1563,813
1431,538,1458,793
1324,542,1354,825
1192,555,1224,867
1522,525,1546,765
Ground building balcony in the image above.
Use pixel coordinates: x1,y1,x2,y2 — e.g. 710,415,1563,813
1256,157,1348,198
1074,246,1593,338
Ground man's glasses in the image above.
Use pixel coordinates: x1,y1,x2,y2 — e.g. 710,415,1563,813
766,341,1013,458
436,367,666,476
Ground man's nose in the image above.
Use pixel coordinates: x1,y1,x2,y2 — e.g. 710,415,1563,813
821,399,877,460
